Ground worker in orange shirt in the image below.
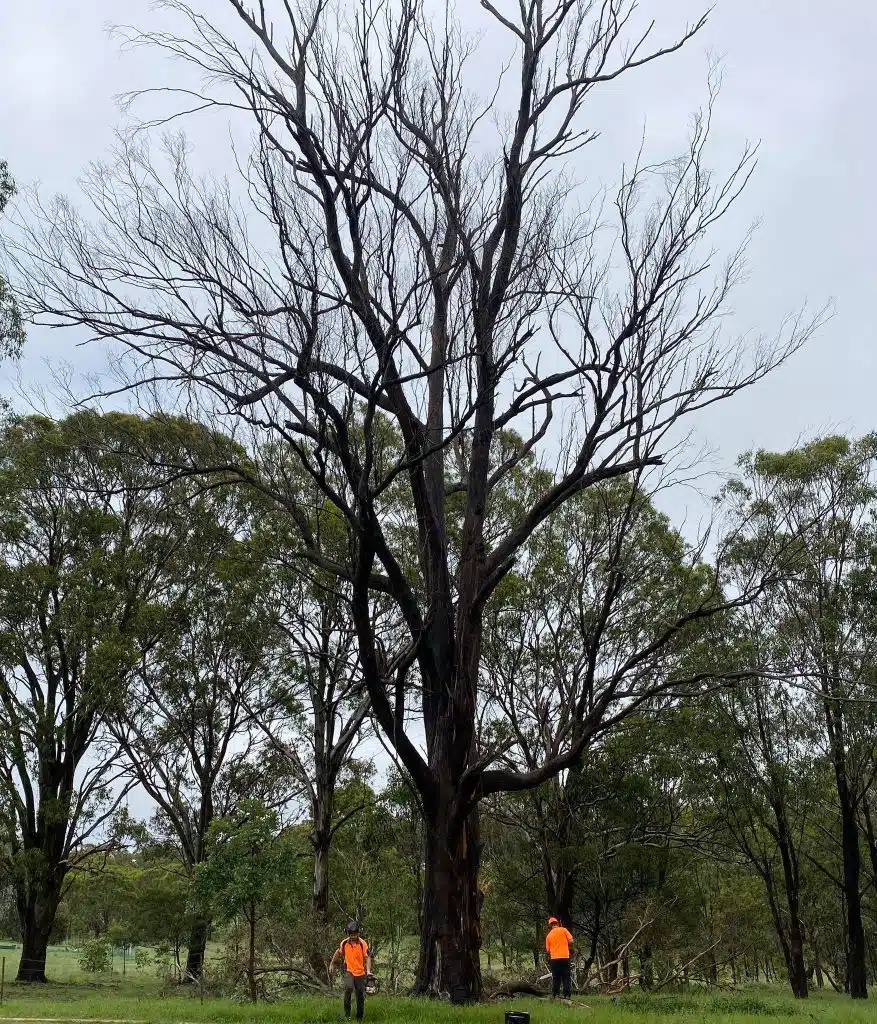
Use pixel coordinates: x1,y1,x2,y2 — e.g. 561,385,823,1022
329,921,373,1020
545,916,574,1001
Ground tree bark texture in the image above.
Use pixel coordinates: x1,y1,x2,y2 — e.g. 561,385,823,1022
15,875,64,983
414,805,483,1001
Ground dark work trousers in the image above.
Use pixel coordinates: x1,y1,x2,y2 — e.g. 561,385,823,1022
550,957,572,999
344,971,367,1019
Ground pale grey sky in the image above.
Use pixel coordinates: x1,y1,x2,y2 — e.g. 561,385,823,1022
1,1,875,818
2,0,873,481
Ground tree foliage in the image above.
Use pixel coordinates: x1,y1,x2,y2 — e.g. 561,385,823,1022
0,160,24,358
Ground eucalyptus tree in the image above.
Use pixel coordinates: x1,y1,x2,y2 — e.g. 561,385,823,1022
0,412,229,982
110,507,290,980
253,501,372,935
700,669,814,998
481,479,723,984
723,436,877,998
0,160,24,358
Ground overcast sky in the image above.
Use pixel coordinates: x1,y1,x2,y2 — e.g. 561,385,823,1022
1,1,875,812
2,0,875,496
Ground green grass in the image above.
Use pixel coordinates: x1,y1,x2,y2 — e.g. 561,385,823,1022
0,945,157,990
0,948,874,1024
2,986,877,1024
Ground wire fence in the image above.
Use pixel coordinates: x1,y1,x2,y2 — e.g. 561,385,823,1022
0,943,590,1007
0,943,222,1004
0,944,373,1006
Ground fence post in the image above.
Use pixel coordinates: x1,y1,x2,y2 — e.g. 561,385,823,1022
200,964,204,1005
1,955,6,1007
123,947,126,977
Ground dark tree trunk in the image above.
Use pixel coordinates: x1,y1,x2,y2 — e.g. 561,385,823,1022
309,666,345,926
308,822,331,974
414,805,483,1002
825,750,867,998
579,899,602,985
16,883,62,983
247,904,258,1003
821,673,867,998
785,913,808,996
184,917,211,981
640,944,654,990
14,775,74,985
180,784,214,983
764,877,790,985
840,792,867,998
768,802,808,999
17,922,51,983
544,854,576,927
312,826,330,921
541,775,579,927
307,781,334,974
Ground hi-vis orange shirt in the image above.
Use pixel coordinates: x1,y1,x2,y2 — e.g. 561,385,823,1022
545,925,573,960
339,937,370,977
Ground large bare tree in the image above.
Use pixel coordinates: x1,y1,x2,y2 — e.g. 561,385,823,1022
5,0,817,998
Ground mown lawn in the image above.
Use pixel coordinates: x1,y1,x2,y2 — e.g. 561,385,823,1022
2,985,877,1024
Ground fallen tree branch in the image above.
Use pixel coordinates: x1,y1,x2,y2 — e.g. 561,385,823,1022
487,982,549,999
653,939,723,992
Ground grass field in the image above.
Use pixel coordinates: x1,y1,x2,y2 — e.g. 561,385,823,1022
5,990,877,1024
1,946,877,1024
4,984,877,1024
0,945,156,989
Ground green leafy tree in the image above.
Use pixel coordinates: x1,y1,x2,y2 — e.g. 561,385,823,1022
481,481,723,927
0,161,24,359
129,860,193,958
695,652,817,997
725,436,877,998
0,411,238,982
254,495,372,938
79,937,111,973
64,857,137,940
197,800,293,1002
327,777,420,987
109,500,289,981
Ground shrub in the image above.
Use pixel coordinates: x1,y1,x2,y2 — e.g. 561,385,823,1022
79,938,111,973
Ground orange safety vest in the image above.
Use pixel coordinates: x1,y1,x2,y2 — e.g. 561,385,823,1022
546,925,573,960
339,937,370,977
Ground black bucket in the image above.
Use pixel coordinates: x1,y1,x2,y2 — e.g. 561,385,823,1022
505,1013,530,1024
